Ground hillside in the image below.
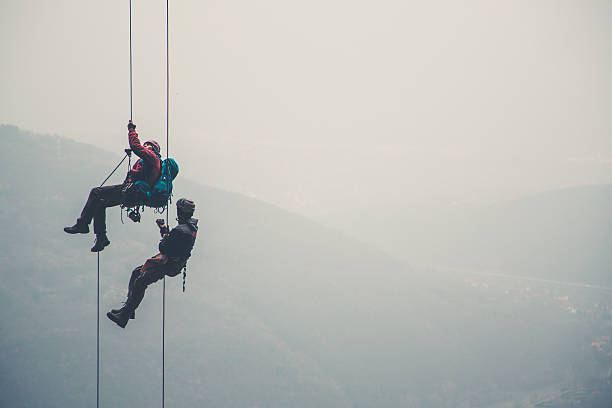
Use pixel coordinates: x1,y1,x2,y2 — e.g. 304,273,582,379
322,184,612,286
1,125,611,408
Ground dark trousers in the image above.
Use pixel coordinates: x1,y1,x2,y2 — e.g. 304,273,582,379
125,257,184,312
78,184,125,234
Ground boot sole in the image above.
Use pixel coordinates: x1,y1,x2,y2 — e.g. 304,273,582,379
91,241,111,252
64,227,89,234
106,312,128,328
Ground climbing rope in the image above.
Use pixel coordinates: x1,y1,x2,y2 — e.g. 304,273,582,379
97,253,100,408
96,147,132,408
129,0,133,121
96,1,135,406
163,0,170,406
99,150,131,187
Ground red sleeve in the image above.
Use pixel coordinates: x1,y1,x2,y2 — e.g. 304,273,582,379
128,130,161,185
128,130,159,165
131,159,142,172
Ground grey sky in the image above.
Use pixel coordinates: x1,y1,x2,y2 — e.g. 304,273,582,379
2,0,611,216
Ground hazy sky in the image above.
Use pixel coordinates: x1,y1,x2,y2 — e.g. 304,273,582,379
2,0,611,216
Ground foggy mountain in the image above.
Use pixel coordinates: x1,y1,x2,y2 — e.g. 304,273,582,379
1,125,611,407
321,183,612,287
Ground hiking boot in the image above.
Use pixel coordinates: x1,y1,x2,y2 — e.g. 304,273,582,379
112,304,135,319
106,308,131,328
91,233,110,252
64,221,89,234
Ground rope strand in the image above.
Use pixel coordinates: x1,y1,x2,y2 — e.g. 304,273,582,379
129,0,133,121
163,1,170,407
99,152,129,187
97,253,100,408
98,3,135,406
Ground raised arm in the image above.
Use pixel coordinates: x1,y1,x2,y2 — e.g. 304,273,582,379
127,121,159,165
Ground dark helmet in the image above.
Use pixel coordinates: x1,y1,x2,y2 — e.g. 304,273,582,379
176,198,195,216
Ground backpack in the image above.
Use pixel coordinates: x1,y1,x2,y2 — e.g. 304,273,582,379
134,158,179,208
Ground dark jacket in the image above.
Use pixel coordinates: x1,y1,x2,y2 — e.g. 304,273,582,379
159,218,198,260
127,129,161,186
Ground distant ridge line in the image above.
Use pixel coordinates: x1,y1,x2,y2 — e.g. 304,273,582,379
421,264,612,292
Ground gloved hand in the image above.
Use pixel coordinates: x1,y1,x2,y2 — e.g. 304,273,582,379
127,120,136,131
156,219,169,236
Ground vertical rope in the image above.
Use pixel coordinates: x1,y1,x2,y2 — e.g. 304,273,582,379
163,1,170,407
162,274,166,408
166,0,170,167
97,2,135,405
97,253,100,408
129,0,133,121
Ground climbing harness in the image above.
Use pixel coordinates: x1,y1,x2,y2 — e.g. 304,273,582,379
128,157,179,211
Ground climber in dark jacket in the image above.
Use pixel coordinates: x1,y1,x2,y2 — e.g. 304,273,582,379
64,120,162,252
107,198,198,328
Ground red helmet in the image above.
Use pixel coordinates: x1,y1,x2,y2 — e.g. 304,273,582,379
144,140,160,154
